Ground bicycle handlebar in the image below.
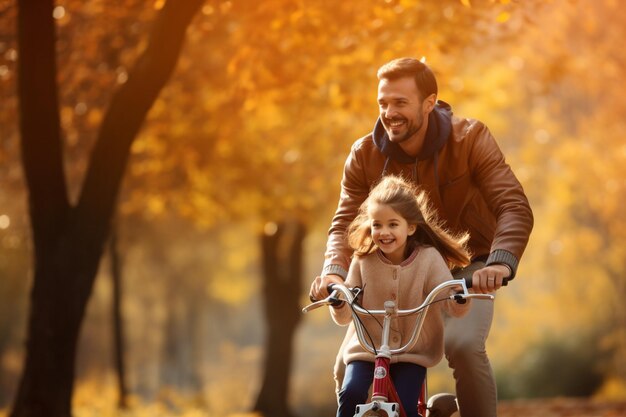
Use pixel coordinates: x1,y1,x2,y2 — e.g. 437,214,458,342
303,278,494,356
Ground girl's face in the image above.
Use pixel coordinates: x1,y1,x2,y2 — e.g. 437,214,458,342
368,202,416,265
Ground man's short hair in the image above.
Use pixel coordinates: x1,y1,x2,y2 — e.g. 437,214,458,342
377,57,438,101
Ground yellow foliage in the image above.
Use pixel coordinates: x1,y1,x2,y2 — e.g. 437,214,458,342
496,11,511,23
87,108,103,128
147,194,165,216
207,271,255,305
595,377,626,401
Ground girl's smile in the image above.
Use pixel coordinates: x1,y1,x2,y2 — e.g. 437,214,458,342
368,202,416,265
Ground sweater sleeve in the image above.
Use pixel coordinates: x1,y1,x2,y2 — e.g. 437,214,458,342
329,256,363,326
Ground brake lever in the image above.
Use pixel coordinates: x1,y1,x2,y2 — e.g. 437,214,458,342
303,289,345,313
302,299,331,313
451,293,495,304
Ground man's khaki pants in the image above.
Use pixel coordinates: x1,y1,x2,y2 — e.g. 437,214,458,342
332,262,497,417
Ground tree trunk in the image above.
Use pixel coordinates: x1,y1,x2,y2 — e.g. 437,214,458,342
160,290,204,393
253,222,305,417
109,224,129,409
11,1,204,416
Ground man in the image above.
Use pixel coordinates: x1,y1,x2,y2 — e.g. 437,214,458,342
310,57,533,417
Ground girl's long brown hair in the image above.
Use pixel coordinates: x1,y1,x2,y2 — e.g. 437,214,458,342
347,175,471,268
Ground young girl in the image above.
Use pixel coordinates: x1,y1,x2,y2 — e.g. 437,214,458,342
330,175,471,417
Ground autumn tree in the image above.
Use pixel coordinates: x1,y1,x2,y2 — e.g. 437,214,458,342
11,0,204,416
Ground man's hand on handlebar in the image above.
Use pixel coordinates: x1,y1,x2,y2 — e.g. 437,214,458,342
310,274,344,301
471,264,510,294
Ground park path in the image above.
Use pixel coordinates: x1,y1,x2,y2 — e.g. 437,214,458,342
498,397,626,417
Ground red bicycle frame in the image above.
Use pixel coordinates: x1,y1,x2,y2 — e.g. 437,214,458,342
371,355,407,416
353,300,426,417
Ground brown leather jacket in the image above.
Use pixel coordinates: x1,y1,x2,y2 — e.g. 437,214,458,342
323,102,533,280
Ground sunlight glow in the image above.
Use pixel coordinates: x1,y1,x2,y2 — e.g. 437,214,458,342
449,77,465,92
283,150,300,164
74,102,88,116
264,222,278,236
534,129,550,144
508,55,525,70
549,239,563,255
5,49,17,61
52,6,66,20
443,7,455,20
116,68,128,84
0,215,10,230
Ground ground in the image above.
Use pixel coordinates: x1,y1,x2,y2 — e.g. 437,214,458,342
497,398,626,417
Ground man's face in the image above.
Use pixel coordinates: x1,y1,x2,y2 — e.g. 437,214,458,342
377,76,431,144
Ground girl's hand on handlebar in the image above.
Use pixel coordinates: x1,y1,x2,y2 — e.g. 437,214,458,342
309,274,344,301
471,264,510,293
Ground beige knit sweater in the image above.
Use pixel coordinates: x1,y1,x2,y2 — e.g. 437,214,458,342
330,246,469,368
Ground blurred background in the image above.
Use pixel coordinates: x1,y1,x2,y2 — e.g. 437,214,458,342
1,0,625,416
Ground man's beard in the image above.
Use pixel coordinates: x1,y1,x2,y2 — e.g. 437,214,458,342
385,111,424,144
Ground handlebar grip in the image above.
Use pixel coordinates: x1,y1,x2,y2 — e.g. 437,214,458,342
309,283,337,302
309,283,344,306
326,284,344,307
464,277,509,288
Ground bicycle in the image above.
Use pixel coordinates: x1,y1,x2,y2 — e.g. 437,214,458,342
302,277,494,417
